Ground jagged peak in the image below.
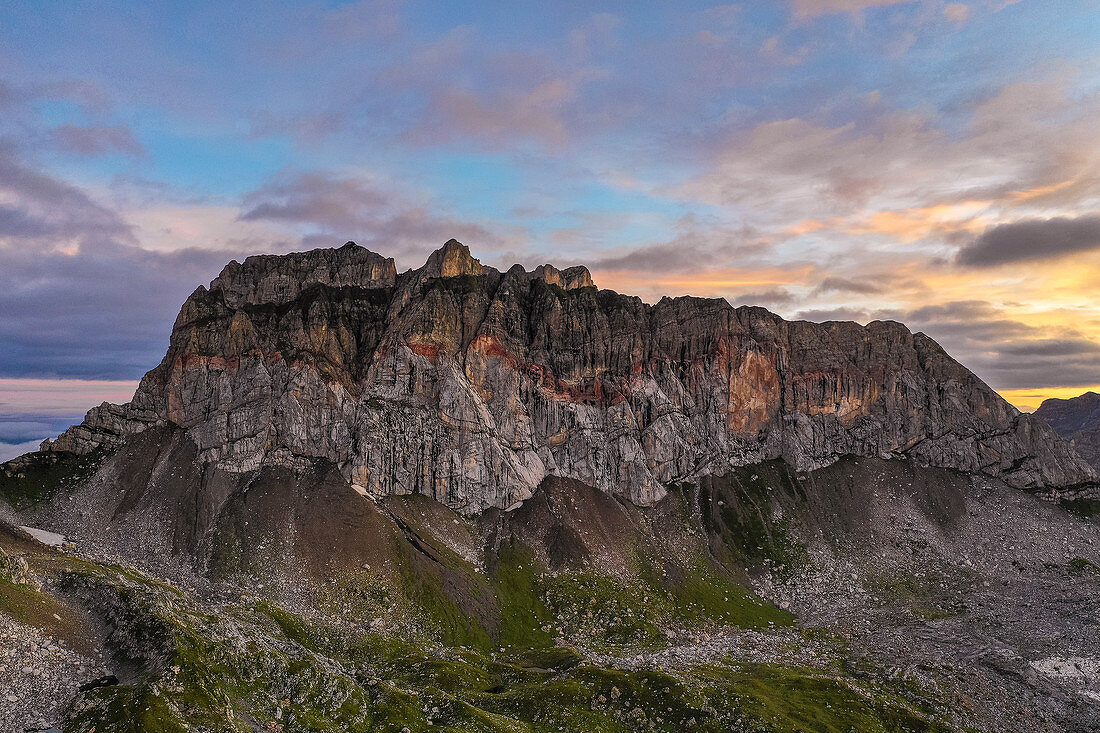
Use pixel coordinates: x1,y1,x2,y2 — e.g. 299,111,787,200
207,241,397,307
1039,391,1100,407
421,238,484,279
530,263,595,290
11,233,1100,508
213,241,389,281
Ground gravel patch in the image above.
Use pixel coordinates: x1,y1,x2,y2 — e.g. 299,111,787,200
0,614,111,733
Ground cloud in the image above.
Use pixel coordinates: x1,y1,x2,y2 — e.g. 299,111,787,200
759,35,810,67
0,377,140,459
50,123,144,157
813,276,884,295
260,0,404,61
976,348,1100,391
0,147,240,379
240,173,391,230
0,420,61,445
0,378,140,417
36,79,113,114
903,300,1035,341
318,0,404,42
0,143,134,251
730,288,795,307
897,301,1100,390
240,171,508,266
408,80,578,149
0,80,15,109
250,111,348,145
370,23,623,152
795,307,871,322
675,72,1099,240
0,439,42,463
789,0,916,21
0,240,234,379
956,215,1100,267
583,215,774,276
997,339,1100,357
588,240,723,274
943,3,970,24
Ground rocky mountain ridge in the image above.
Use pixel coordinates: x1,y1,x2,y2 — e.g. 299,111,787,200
30,236,1095,510
1034,391,1100,472
29,238,1097,514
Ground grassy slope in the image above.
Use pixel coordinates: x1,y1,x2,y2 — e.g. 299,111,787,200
46,526,955,733
0,449,109,509
0,454,964,732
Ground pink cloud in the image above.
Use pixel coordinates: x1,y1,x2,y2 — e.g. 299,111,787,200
789,0,917,21
943,3,971,23
0,378,138,417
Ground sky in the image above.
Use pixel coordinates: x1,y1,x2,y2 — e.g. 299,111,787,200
0,0,1098,461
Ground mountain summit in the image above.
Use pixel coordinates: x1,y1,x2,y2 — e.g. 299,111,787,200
34,239,1098,513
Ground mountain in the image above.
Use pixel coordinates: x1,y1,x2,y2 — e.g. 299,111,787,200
1034,391,1100,472
1,239,1099,733
34,239,1098,513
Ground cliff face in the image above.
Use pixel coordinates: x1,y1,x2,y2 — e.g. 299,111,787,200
1034,392,1100,472
36,239,1097,513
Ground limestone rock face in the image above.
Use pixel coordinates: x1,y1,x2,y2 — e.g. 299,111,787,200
421,239,483,279
211,242,396,308
1034,392,1100,472
530,264,594,290
32,240,1098,513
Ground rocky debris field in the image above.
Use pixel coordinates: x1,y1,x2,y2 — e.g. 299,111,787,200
0,615,110,733
1,450,1099,731
751,472,1100,732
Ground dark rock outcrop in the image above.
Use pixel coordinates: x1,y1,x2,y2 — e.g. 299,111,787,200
24,239,1098,513
1034,391,1100,472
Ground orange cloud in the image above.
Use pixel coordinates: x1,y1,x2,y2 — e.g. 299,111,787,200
846,201,991,242
1008,176,1084,203
790,0,910,20
782,219,832,236
593,265,815,299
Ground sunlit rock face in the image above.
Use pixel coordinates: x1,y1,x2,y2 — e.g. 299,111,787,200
39,239,1098,513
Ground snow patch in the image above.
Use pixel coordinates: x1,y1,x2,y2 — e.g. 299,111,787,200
18,526,66,547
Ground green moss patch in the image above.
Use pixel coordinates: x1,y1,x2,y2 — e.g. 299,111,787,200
0,576,59,626
1069,556,1098,576
690,662,953,732
684,464,811,576
1060,498,1100,519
